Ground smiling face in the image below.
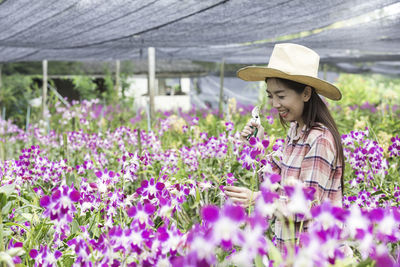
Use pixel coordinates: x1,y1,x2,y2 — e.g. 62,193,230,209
266,78,311,128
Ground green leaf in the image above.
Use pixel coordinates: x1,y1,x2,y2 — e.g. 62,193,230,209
62,255,75,267
332,256,359,266
266,239,283,267
0,192,6,208
2,228,13,238
0,252,14,267
356,258,375,267
370,190,384,196
21,213,33,221
1,201,12,215
196,188,201,203
6,247,24,257
254,254,266,267
66,173,76,187
70,219,80,234
0,184,16,196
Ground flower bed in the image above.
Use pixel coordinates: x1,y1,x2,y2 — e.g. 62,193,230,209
1,79,400,266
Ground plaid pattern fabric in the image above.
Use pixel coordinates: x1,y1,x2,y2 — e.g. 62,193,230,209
268,122,343,252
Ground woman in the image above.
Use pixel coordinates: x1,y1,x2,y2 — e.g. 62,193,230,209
224,43,344,251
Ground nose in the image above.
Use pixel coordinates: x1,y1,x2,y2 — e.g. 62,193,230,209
270,97,281,108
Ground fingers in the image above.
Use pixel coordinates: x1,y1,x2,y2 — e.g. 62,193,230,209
241,125,253,135
224,191,246,199
240,120,265,141
250,121,260,127
224,186,243,193
224,187,253,208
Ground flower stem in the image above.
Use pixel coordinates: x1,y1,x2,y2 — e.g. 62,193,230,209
0,213,4,252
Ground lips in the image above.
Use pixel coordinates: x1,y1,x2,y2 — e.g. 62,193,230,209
279,110,289,118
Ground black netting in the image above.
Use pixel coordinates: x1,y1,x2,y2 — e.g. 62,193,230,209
0,0,400,74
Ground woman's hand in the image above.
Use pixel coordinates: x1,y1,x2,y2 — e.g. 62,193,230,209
224,186,261,208
240,120,265,144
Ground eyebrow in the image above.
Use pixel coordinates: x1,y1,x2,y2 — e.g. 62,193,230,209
266,89,285,94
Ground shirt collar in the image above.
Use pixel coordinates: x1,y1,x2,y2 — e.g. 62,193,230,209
288,121,307,143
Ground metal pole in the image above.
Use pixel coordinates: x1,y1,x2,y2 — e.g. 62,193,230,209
42,60,48,119
0,64,2,119
0,64,2,90
218,59,225,117
148,47,156,122
146,100,151,132
115,60,121,98
48,83,68,106
26,105,31,132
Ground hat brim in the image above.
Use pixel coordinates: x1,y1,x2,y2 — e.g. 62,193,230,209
237,66,342,101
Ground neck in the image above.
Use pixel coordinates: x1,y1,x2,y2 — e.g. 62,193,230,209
297,119,305,130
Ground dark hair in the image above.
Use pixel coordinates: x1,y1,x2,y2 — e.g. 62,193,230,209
266,77,345,193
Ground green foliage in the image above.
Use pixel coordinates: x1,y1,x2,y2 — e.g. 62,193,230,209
332,73,400,107
71,76,98,100
0,74,38,125
101,73,117,103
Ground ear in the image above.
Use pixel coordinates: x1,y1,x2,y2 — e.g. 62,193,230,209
303,86,312,102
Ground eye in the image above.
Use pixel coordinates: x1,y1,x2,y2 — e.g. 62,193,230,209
267,95,272,99
278,95,285,99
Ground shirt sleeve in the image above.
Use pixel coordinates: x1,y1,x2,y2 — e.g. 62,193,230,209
299,135,340,206
269,155,282,174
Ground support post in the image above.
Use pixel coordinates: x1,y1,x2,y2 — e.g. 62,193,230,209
115,60,121,98
42,60,48,119
148,47,156,122
218,59,225,118
0,64,2,119
26,105,31,132
0,64,2,90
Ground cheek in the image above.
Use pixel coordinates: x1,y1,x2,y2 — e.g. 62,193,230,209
293,102,305,114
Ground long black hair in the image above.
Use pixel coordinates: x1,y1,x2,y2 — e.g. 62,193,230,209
266,77,345,192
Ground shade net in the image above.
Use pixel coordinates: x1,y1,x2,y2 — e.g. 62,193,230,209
0,0,400,74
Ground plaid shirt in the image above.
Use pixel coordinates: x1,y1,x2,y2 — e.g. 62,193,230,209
268,122,343,252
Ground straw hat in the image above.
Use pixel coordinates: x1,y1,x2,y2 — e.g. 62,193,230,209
237,43,342,100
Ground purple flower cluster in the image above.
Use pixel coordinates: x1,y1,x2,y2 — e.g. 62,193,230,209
2,99,400,266
349,101,377,113
174,173,400,267
342,128,388,185
29,245,62,267
40,184,80,240
266,115,274,125
54,99,120,126
389,135,400,157
135,174,194,220
0,118,29,144
225,172,237,186
225,121,234,132
0,145,71,192
238,136,269,171
343,190,382,210
67,223,183,266
119,152,140,181
173,203,269,266
6,239,24,265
